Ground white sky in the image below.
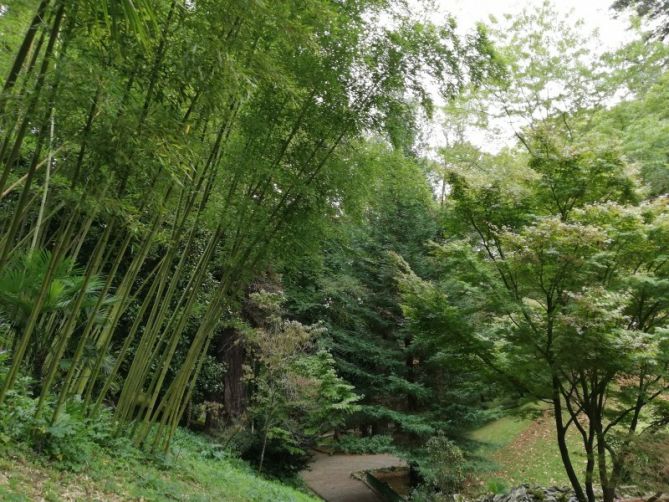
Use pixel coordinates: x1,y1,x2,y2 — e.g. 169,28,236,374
434,0,632,49
412,0,635,156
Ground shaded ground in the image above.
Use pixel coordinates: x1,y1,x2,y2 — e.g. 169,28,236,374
301,451,406,502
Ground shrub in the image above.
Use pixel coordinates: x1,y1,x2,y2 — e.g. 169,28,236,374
334,434,395,454
237,429,311,479
415,434,467,498
0,383,132,471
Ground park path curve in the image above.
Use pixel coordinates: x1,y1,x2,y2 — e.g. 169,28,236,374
300,451,406,502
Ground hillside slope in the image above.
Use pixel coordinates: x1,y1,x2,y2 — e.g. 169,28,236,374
0,431,317,502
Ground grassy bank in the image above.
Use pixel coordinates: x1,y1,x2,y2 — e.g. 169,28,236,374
470,411,588,492
0,430,317,502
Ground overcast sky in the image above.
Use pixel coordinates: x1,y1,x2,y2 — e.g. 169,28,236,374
411,0,635,156
439,0,632,50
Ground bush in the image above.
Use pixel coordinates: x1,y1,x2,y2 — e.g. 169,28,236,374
0,383,135,471
33,410,97,470
410,485,454,502
414,434,467,498
0,375,36,446
237,429,311,479
334,434,395,454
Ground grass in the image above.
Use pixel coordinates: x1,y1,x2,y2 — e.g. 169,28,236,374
470,414,534,449
468,408,589,493
0,430,318,502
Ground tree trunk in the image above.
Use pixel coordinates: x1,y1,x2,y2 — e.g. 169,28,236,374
584,422,597,502
594,423,616,502
552,377,587,502
258,422,269,473
32,346,47,395
222,330,247,423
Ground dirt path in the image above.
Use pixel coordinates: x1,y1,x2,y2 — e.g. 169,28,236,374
300,451,406,502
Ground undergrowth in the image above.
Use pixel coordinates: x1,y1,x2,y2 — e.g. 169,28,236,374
0,378,317,501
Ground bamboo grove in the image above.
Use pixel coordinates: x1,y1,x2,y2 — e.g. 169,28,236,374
0,0,496,451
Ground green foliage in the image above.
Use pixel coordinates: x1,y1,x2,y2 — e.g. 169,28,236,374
0,250,104,329
0,355,316,498
292,351,361,435
284,143,490,457
592,47,669,195
613,0,669,39
240,290,359,476
0,384,120,471
402,8,669,497
417,435,467,496
405,192,669,496
334,434,396,454
486,479,510,495
479,0,610,140
237,428,312,480
2,0,668,498
0,421,318,501
0,0,496,456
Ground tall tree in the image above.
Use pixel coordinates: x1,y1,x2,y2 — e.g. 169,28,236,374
0,0,497,451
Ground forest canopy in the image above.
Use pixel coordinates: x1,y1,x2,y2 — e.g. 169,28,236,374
0,0,668,501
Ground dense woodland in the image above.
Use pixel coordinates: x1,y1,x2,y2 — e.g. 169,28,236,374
0,0,668,501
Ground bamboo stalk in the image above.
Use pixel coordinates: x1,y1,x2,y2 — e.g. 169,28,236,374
0,0,51,114
30,106,55,252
